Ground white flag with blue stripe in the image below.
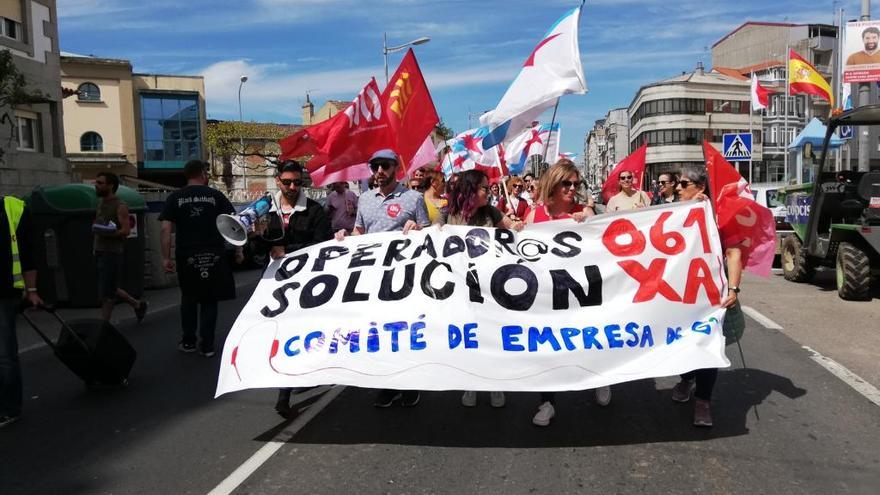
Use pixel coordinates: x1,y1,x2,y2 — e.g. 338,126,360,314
480,7,586,149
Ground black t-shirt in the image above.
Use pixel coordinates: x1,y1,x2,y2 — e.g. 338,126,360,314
159,185,235,251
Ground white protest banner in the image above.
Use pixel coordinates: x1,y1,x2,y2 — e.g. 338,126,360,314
216,201,731,397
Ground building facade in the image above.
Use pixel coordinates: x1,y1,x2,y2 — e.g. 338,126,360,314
1,0,69,196
711,21,859,178
628,63,762,183
584,120,603,187
60,53,207,187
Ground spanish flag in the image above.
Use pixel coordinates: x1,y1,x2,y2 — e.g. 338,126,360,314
789,49,833,106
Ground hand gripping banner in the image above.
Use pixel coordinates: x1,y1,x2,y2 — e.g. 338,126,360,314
216,201,731,396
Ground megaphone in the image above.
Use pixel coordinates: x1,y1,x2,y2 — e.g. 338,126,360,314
216,193,274,246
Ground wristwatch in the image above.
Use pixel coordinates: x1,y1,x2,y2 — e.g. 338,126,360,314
729,286,741,293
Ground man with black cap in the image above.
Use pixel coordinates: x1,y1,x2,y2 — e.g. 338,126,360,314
335,149,430,407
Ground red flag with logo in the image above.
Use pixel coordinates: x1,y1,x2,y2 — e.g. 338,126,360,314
279,78,394,180
703,141,776,276
319,77,395,174
383,49,440,178
601,144,647,203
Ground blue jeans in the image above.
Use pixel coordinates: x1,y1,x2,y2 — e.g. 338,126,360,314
0,297,22,417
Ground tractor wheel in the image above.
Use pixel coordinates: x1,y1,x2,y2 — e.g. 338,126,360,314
836,243,872,301
782,235,814,282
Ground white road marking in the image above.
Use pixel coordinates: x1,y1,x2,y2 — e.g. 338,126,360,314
741,306,783,330
207,385,345,495
802,346,880,408
742,307,880,407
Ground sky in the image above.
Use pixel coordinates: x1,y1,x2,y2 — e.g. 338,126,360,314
57,0,858,158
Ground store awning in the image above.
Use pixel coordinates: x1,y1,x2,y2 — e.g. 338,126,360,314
788,118,843,150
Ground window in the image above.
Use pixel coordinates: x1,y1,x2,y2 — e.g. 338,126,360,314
80,132,103,152
77,83,101,102
140,93,202,169
16,116,38,151
2,18,22,40
630,98,706,126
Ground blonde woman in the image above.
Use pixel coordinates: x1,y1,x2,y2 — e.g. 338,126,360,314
522,160,609,427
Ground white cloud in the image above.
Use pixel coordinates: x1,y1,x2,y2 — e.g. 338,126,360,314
200,56,522,121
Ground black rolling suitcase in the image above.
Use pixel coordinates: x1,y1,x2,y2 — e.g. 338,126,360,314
21,308,136,388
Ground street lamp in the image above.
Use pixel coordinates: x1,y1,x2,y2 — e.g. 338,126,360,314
383,33,430,84
238,75,248,193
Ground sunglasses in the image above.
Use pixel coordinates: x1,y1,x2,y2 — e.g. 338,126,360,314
560,180,580,189
658,180,671,185
678,180,694,187
619,176,633,181
369,161,396,172
512,184,523,188
279,178,304,186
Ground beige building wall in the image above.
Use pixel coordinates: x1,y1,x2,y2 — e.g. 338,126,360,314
60,57,138,180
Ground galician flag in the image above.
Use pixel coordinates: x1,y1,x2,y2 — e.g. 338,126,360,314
480,7,586,149
440,127,500,176
503,123,560,175
789,49,833,106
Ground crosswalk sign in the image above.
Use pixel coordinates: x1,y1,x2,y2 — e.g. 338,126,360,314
722,133,752,162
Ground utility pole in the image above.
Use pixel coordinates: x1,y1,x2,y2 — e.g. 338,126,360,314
857,0,871,172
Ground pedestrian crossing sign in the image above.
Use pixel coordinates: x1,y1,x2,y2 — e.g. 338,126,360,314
722,133,752,162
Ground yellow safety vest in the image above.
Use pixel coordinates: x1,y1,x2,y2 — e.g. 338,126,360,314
3,196,25,289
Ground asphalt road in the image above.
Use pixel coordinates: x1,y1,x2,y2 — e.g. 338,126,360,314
2,271,879,494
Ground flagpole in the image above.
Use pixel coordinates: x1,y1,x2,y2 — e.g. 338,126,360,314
749,71,754,183
784,47,790,184
541,98,561,171
496,143,516,212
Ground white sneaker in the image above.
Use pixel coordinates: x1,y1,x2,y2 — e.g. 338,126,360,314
461,390,477,407
489,391,506,408
595,386,612,407
532,401,555,426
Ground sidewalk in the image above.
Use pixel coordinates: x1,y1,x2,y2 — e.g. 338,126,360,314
16,268,263,354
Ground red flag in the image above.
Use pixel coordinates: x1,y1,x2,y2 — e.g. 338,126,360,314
474,163,502,180
279,78,394,176
383,49,440,179
703,141,776,276
320,78,395,173
278,128,317,160
601,144,647,203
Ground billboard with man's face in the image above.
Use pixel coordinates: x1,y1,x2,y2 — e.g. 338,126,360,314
844,20,880,83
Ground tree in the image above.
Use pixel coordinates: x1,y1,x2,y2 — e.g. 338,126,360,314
0,50,47,165
205,120,300,189
434,120,454,142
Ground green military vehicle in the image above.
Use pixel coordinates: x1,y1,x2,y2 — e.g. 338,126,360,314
780,105,880,301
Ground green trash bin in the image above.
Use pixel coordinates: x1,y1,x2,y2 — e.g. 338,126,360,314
25,184,147,308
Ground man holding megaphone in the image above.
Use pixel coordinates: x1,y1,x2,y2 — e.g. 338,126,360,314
160,160,243,357
264,160,332,419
